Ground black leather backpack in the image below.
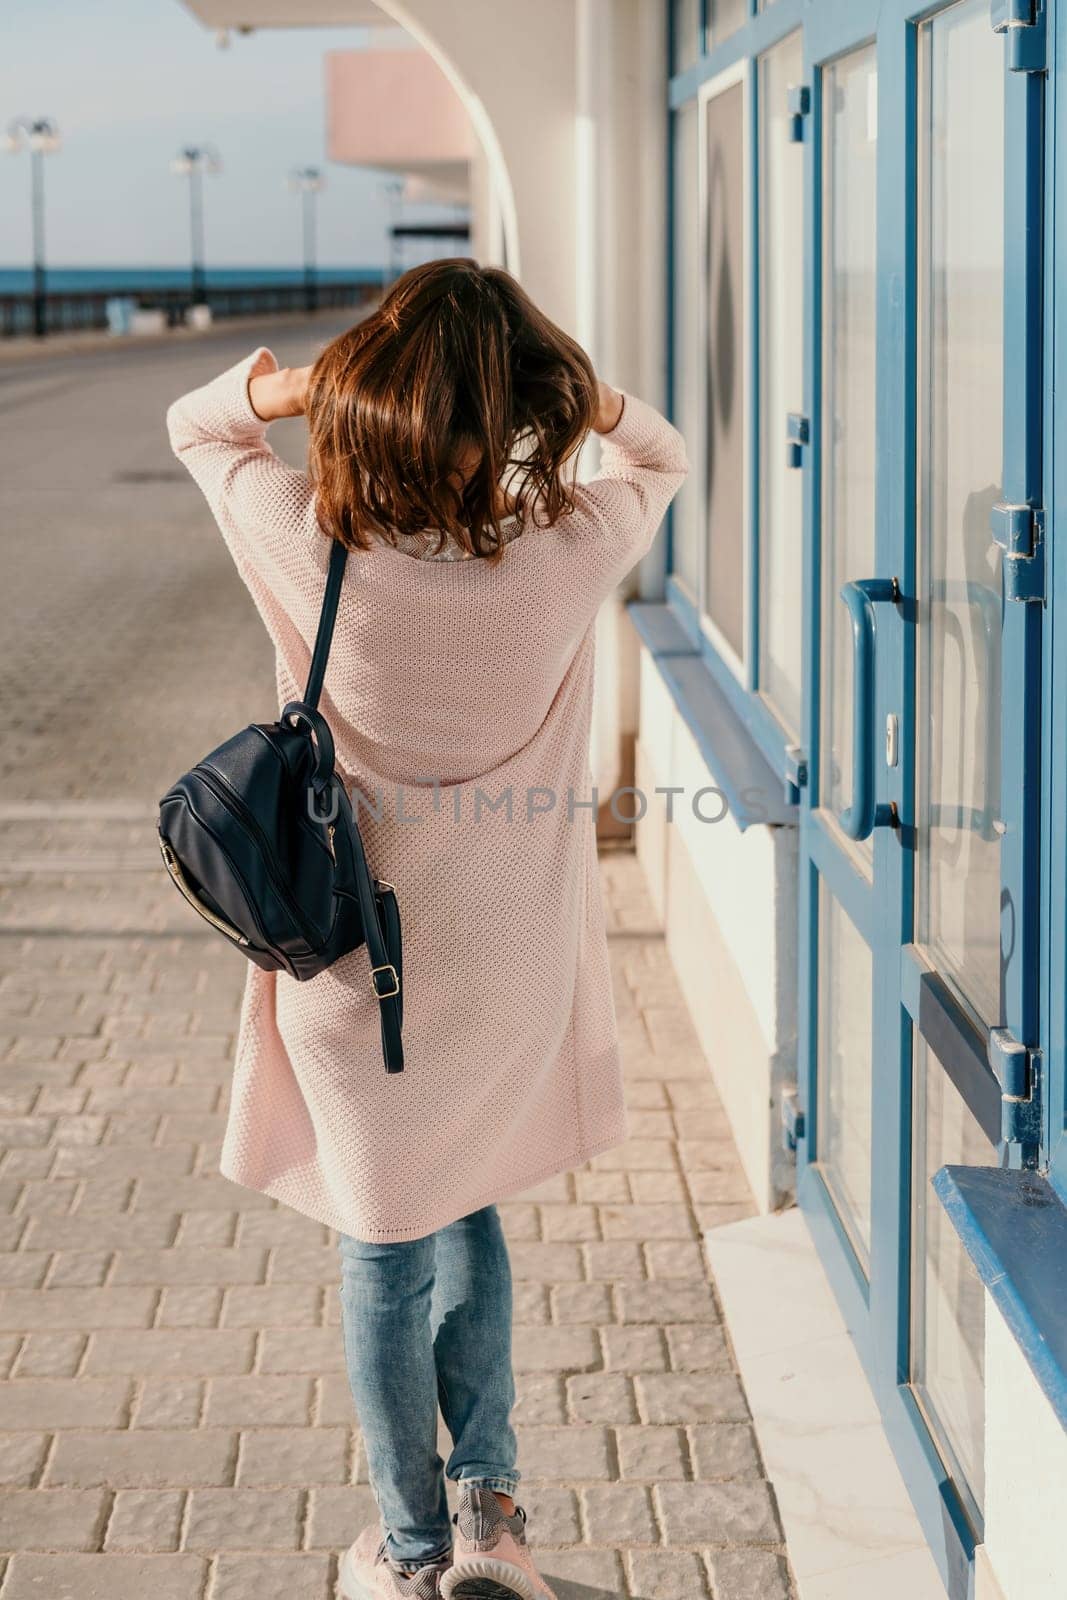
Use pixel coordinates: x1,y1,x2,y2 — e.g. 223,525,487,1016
157,538,404,1073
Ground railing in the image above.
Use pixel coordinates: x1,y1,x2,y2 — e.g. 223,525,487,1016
0,279,382,339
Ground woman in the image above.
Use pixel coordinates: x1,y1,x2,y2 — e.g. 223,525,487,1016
167,259,688,1600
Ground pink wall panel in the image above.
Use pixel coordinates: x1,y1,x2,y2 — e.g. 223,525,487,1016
326,48,475,165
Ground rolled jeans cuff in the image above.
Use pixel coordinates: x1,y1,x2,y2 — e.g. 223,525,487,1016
458,1473,520,1495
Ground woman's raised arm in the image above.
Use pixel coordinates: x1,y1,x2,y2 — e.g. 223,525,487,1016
592,379,625,435
165,346,325,613
247,349,314,423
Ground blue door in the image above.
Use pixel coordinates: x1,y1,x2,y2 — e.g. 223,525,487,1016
795,1,1047,1591
796,0,886,1327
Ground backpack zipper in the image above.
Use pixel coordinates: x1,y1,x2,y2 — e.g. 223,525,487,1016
158,832,250,947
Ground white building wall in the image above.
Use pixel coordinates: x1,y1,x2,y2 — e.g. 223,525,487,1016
635,644,798,1212
978,1296,1067,1600
373,0,579,331
576,1,671,793
373,0,669,800
469,142,503,268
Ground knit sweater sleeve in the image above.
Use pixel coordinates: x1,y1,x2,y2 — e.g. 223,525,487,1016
165,347,328,620
567,389,690,582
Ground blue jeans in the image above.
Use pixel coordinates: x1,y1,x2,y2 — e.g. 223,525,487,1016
338,1204,519,1569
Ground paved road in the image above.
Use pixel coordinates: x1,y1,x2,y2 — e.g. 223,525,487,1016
0,314,355,805
0,843,788,1600
0,316,796,1599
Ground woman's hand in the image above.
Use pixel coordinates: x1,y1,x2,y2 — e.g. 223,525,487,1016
248,351,313,422
592,378,624,435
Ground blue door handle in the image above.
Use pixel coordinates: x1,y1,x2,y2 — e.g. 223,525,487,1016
838,578,897,841
928,580,1002,844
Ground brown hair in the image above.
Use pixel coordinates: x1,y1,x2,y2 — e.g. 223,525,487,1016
306,258,598,562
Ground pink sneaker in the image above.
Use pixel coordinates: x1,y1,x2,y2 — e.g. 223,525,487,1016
339,1524,451,1600
439,1486,556,1600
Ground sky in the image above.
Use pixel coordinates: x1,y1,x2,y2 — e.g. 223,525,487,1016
0,0,454,270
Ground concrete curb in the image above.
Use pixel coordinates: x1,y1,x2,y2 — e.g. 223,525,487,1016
0,305,376,368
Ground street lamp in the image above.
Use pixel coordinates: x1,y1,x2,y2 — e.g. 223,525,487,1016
4,116,61,340
287,166,324,313
379,178,405,281
170,145,222,307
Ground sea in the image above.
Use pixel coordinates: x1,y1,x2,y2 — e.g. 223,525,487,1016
0,266,384,295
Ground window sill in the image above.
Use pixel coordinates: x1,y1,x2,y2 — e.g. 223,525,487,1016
932,1165,1067,1432
628,601,797,830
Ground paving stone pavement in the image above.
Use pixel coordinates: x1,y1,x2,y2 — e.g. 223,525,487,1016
0,323,793,1596
0,819,796,1600
0,313,354,803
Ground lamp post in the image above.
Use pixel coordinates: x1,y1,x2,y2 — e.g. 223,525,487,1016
288,166,324,313
4,116,61,339
379,178,405,281
170,145,222,307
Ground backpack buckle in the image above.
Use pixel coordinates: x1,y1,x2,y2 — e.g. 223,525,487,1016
371,963,400,999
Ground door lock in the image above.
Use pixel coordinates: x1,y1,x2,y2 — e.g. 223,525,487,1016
885,713,899,769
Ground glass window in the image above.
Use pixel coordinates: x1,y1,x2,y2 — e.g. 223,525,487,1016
708,0,749,48
916,0,1004,1026
671,100,704,600
819,44,878,874
758,30,804,736
703,77,747,662
672,0,704,74
818,881,873,1270
911,1034,995,1520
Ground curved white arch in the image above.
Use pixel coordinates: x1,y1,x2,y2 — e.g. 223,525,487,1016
367,0,521,276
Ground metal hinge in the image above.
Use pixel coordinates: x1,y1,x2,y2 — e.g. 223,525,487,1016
991,502,1045,602
991,0,1047,73
988,1027,1042,1165
781,1090,805,1154
787,85,811,143
783,745,807,808
786,412,809,471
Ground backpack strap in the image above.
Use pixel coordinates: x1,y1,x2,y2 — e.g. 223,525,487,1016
303,539,349,710
372,883,404,1072
302,538,404,1073
346,807,405,1073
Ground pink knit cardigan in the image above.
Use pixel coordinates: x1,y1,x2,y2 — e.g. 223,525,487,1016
167,347,688,1241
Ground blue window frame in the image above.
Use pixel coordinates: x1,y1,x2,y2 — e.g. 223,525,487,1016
671,0,757,76
698,56,752,675
660,1,1064,1594
667,0,811,792
757,27,805,739
1046,0,1067,1208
